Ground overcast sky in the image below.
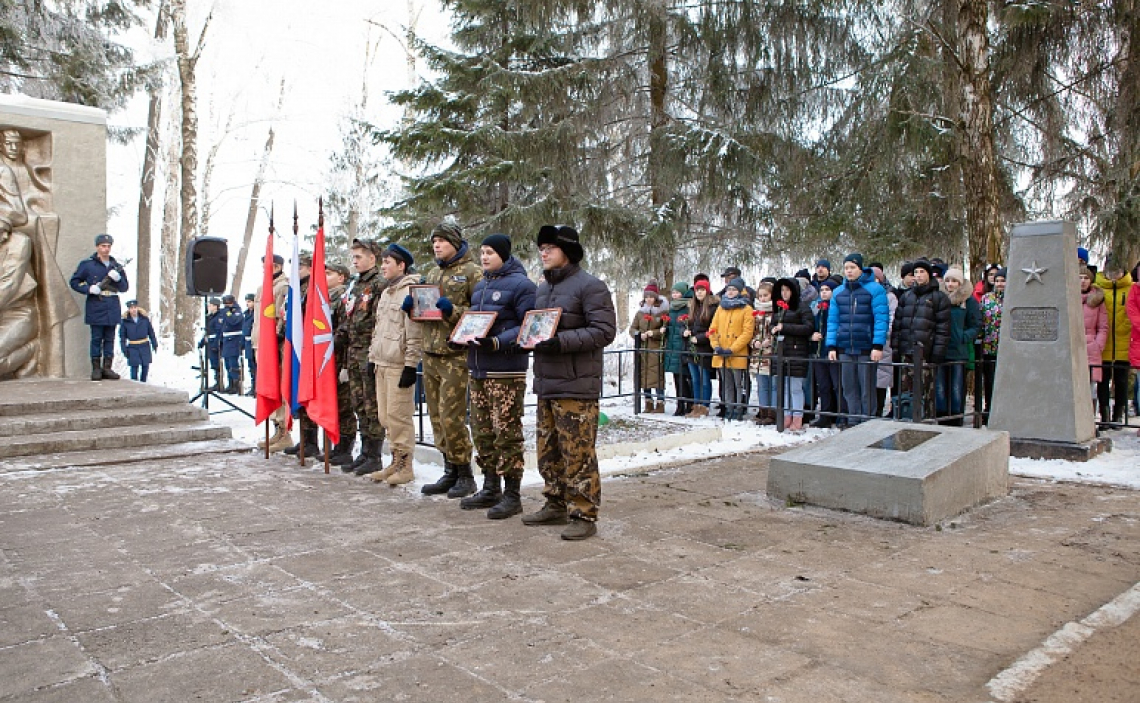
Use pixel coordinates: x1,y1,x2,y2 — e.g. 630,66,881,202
105,0,449,301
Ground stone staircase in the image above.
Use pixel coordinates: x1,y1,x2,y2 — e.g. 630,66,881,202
0,378,248,472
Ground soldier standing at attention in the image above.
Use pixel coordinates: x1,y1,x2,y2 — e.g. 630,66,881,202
69,233,128,381
242,293,256,397
403,221,482,498
522,225,616,540
341,239,388,475
198,297,223,391
254,253,292,453
325,261,357,466
118,299,157,382
367,244,422,485
218,294,244,394
284,252,319,457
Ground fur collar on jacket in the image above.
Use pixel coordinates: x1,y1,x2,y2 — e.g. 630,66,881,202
638,298,668,315
1082,286,1105,308
948,285,972,307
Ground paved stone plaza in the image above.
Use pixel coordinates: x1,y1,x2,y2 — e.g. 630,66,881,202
1,448,1138,702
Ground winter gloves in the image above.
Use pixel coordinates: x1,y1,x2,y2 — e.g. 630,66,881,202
534,337,561,354
401,295,414,315
398,366,418,388
435,297,454,317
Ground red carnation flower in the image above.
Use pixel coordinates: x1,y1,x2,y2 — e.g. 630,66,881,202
708,328,717,335
661,314,670,322
679,314,689,322
643,314,652,321
818,302,829,311
752,310,767,317
776,300,789,310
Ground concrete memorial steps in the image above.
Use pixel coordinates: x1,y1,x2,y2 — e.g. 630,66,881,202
0,378,242,471
768,420,1010,526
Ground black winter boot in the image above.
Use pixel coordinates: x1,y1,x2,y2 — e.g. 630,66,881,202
487,476,522,520
285,426,320,458
330,434,356,466
353,438,384,475
447,462,477,499
522,500,569,525
101,356,120,380
90,358,103,381
421,461,458,495
460,472,502,510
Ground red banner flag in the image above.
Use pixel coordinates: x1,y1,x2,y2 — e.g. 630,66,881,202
255,233,282,425
298,224,339,444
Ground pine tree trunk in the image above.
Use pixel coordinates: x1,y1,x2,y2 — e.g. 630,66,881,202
1109,7,1140,265
647,0,675,287
957,0,1003,277
170,0,208,354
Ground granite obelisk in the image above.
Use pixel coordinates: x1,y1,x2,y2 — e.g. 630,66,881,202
987,220,1110,460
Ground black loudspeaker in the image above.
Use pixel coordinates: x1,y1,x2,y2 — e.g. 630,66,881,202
185,236,229,296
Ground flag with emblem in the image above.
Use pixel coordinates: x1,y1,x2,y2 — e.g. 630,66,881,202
255,233,282,424
298,222,339,444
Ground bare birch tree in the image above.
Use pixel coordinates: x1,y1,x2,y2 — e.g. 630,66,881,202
136,1,168,310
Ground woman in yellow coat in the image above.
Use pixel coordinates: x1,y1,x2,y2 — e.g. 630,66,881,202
1094,260,1133,423
709,277,756,421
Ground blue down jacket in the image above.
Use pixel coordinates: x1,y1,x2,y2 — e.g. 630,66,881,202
466,256,537,379
825,269,889,355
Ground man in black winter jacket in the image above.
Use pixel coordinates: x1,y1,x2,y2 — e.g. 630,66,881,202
521,225,617,541
891,259,951,419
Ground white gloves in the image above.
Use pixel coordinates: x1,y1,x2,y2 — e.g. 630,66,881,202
108,269,121,282
89,284,102,295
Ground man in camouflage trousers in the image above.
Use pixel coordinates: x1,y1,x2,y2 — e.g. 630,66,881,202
457,234,536,519
403,221,482,498
522,225,617,540
326,261,357,465
340,239,388,475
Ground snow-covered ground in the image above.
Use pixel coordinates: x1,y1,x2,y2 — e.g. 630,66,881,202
141,346,1139,491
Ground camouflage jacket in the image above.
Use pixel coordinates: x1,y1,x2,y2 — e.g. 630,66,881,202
421,243,482,355
329,283,348,366
251,271,289,350
342,266,387,350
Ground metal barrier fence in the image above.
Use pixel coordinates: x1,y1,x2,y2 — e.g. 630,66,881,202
409,342,1137,445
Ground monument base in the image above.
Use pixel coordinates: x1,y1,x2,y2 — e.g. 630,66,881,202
1009,436,1112,462
768,420,1010,526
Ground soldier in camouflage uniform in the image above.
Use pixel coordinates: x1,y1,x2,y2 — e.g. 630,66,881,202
284,252,319,458
403,221,482,498
522,225,617,540
340,239,388,475
456,234,536,519
325,261,357,465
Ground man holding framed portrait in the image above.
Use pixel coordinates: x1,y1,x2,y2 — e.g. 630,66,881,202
403,221,483,498
522,224,617,540
453,233,536,519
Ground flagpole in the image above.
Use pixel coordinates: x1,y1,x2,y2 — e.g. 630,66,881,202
317,197,331,474
265,205,276,461
293,201,307,468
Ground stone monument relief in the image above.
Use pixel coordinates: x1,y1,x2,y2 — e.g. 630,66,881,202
0,94,107,380
0,126,80,379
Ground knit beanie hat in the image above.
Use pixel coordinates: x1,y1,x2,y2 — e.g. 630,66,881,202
943,267,965,284
911,259,935,277
431,220,464,250
481,233,511,262
843,252,864,269
671,281,690,295
727,277,746,292
815,259,831,271
643,279,660,296
901,261,915,278
693,279,711,293
819,279,839,291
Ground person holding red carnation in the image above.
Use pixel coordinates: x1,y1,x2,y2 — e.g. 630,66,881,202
664,281,693,415
629,280,669,412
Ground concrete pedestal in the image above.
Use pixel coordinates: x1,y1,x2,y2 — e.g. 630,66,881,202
767,420,1010,526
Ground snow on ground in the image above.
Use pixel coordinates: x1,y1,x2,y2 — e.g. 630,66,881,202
144,347,1137,492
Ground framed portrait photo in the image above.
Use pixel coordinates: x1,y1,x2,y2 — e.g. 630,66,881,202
449,311,497,345
517,308,562,349
409,285,442,320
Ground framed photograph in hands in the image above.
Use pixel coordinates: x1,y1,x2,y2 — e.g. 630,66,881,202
517,308,562,349
449,311,497,345
409,285,442,320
